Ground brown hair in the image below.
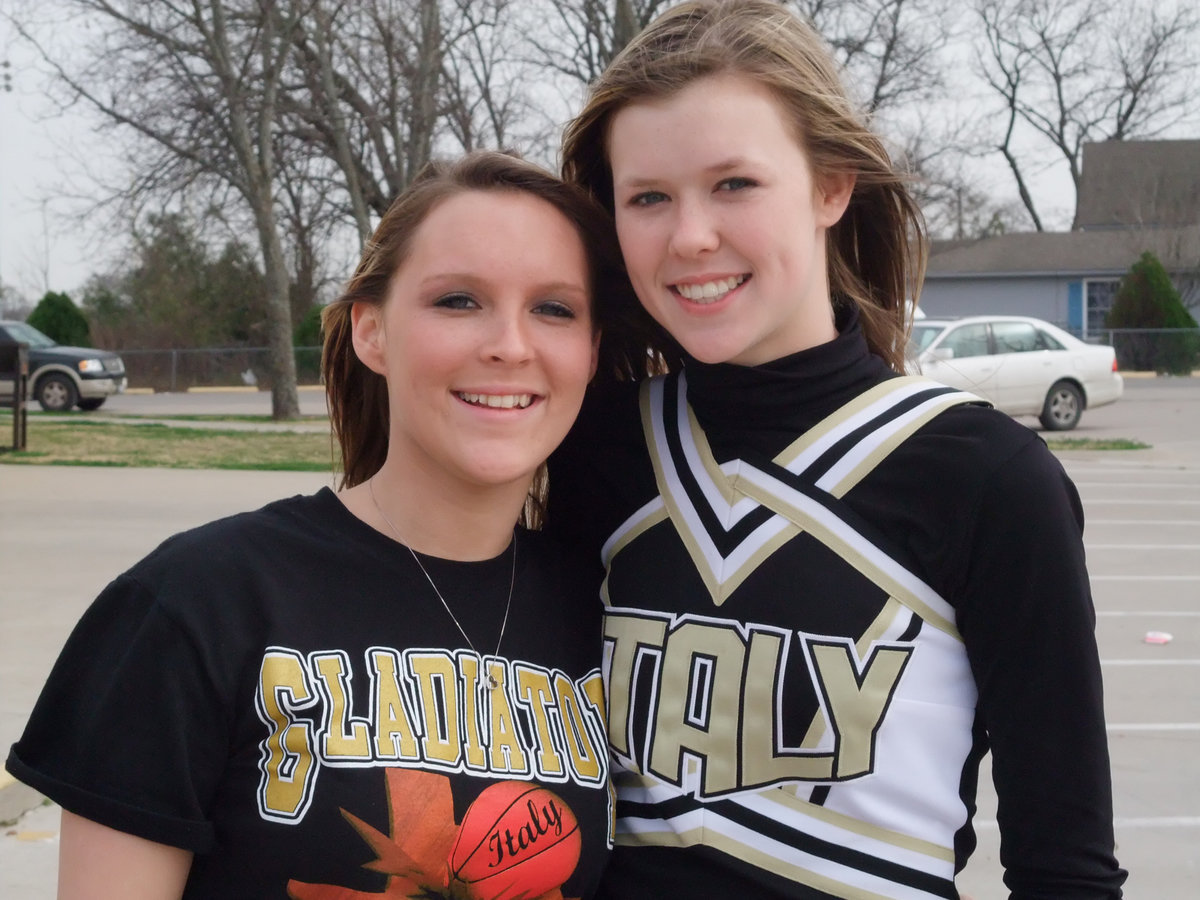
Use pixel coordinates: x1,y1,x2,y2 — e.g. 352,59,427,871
323,149,644,496
561,0,925,371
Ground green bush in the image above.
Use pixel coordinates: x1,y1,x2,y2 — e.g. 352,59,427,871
1106,251,1199,374
26,291,91,347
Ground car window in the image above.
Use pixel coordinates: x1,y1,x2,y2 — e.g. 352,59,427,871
0,322,57,349
909,324,946,355
939,323,990,359
1036,328,1064,350
991,322,1051,353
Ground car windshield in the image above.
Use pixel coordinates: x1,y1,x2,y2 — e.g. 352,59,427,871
1,322,57,349
908,323,946,355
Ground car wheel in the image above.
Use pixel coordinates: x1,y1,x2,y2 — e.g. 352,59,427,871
36,374,79,412
1040,381,1083,431
76,397,106,411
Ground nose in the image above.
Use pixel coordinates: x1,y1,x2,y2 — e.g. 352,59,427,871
481,308,533,364
668,196,719,258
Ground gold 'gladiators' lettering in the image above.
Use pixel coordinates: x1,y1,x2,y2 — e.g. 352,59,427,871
255,648,607,824
603,611,914,797
516,666,565,777
312,652,371,761
256,650,318,820
368,650,421,762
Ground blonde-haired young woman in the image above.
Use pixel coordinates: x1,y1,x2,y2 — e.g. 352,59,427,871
548,2,1126,898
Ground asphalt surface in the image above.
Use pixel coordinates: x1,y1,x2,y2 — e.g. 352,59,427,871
2,378,1199,898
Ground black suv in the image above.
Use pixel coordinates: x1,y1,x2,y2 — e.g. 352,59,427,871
0,320,127,411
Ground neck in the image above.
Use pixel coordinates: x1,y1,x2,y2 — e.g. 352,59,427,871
348,458,527,561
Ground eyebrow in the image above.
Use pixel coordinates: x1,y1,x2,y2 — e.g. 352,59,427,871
615,157,756,189
419,273,589,296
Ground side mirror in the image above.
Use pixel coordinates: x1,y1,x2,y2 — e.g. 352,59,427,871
928,347,955,362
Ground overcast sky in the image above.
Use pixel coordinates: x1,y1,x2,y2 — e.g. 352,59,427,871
0,10,1085,306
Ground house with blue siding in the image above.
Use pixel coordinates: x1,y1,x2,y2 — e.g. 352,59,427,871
920,140,1200,336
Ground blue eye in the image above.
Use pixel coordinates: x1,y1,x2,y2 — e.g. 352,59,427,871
717,177,755,192
630,191,668,207
433,292,478,310
535,301,578,319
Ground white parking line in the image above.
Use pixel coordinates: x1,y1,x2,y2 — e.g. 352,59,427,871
1084,501,1200,508
1087,519,1200,525
1107,723,1200,732
1101,659,1200,666
1094,578,1200,585
1087,544,1200,549
1073,481,1200,488
974,817,1200,829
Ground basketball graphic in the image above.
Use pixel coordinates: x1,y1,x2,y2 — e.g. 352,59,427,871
446,781,581,900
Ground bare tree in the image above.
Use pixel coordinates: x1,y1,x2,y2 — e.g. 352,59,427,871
524,0,673,89
10,0,306,417
793,0,954,116
975,0,1200,230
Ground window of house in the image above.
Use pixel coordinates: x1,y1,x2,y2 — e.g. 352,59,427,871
1085,279,1120,335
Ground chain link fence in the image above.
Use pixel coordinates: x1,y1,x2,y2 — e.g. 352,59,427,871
119,346,323,392
1081,329,1200,375
112,330,1200,391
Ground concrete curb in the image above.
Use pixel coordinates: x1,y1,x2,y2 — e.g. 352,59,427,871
0,769,44,825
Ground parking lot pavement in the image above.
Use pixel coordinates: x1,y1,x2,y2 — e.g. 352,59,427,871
4,378,1200,897
956,455,1200,899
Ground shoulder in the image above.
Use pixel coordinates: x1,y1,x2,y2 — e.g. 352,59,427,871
121,489,349,614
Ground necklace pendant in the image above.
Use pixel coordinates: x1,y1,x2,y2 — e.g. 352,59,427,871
486,672,500,690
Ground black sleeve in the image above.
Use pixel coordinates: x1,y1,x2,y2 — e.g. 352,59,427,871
546,378,648,568
956,441,1126,898
7,572,229,853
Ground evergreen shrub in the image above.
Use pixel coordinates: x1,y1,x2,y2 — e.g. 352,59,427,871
1106,252,1199,375
26,291,91,347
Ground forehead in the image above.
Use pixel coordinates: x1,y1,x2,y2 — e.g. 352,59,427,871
606,73,805,174
399,189,590,286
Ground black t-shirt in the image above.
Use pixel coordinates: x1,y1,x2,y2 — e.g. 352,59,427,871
9,489,612,899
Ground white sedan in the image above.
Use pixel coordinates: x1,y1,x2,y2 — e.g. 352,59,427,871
908,315,1123,431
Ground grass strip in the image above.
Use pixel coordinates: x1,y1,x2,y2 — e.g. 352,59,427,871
0,416,340,472
1044,437,1150,451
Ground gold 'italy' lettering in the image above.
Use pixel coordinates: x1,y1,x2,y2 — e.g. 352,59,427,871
649,621,744,794
741,630,835,784
603,613,668,760
810,641,912,778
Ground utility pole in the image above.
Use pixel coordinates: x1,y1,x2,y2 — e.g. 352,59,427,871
0,59,11,311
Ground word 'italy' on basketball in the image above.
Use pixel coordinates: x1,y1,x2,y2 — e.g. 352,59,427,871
255,646,608,823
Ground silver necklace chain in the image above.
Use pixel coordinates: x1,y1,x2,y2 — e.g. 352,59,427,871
368,476,516,690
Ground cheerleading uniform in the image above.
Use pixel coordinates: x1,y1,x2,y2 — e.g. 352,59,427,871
9,489,613,899
547,307,1125,899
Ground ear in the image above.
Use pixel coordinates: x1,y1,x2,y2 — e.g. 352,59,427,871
351,301,388,376
816,172,855,229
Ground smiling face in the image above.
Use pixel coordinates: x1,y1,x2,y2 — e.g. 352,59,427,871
607,73,853,366
352,189,598,498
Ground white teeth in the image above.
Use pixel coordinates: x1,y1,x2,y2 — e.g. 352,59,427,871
674,275,746,303
456,392,534,409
